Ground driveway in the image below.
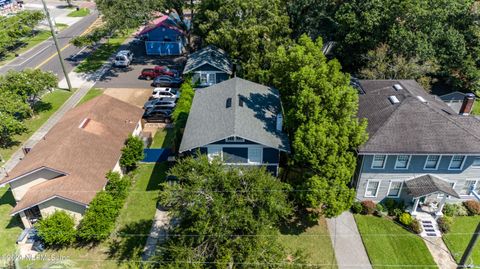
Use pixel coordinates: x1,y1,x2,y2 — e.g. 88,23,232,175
94,41,187,89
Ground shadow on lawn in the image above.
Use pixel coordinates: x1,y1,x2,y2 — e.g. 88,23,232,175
32,100,53,113
280,208,319,235
146,162,168,192
0,190,23,229
107,219,153,264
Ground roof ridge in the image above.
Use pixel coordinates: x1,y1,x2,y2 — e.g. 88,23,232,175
232,78,239,136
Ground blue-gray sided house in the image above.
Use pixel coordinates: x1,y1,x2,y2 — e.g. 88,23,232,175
352,79,480,217
183,46,233,87
137,15,186,56
179,77,289,176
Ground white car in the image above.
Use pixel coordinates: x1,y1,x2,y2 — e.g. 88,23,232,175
150,87,180,101
113,50,133,67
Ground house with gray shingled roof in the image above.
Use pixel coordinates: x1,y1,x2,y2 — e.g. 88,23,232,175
183,45,232,87
179,77,289,176
352,79,480,218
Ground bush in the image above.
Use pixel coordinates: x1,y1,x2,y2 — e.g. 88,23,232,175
399,212,413,226
463,200,480,216
393,208,403,217
410,219,422,234
361,200,376,215
375,203,385,212
119,135,144,172
105,171,130,202
383,198,405,216
351,201,363,214
36,211,76,247
384,198,396,212
437,216,453,233
443,203,469,217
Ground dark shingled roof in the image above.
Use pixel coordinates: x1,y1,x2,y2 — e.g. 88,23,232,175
357,80,480,154
179,77,290,152
183,45,233,75
404,174,460,198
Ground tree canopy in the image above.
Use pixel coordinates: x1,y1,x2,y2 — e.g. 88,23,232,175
156,154,297,267
0,10,44,57
36,211,76,247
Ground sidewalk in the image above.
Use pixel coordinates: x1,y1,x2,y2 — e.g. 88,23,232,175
423,237,457,269
326,211,373,269
142,207,170,261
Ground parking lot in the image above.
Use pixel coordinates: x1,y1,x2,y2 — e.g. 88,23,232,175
94,41,187,89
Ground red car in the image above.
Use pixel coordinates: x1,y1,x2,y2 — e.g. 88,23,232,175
139,66,179,80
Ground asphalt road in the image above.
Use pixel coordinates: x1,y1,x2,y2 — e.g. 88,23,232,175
0,10,99,81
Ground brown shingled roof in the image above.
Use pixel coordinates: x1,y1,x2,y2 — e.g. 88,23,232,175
2,94,143,214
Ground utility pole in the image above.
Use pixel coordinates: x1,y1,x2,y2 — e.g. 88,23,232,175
458,188,480,268
40,0,72,91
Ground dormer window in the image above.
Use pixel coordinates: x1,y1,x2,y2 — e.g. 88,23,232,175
226,136,244,143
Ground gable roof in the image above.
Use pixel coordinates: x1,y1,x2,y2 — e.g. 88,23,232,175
404,174,460,199
183,45,233,75
357,80,480,154
2,94,143,214
137,15,184,36
179,77,289,152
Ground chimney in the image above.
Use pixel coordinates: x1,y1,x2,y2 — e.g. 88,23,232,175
459,93,475,115
276,114,283,132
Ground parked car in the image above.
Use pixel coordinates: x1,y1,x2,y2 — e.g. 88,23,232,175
140,66,179,80
113,50,133,67
143,99,176,109
143,108,173,123
150,87,180,100
151,76,184,87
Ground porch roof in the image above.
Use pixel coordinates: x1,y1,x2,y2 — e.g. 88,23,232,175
404,174,460,199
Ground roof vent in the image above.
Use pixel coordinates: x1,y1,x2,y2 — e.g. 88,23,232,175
393,84,403,91
238,95,244,107
226,98,232,108
78,118,91,129
388,96,400,104
416,96,427,103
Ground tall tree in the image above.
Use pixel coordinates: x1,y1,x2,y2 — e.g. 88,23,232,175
268,35,368,218
194,0,291,81
156,155,298,267
0,91,30,148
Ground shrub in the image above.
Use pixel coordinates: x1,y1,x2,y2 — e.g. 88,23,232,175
437,216,453,233
393,208,403,217
119,135,144,172
361,200,376,215
399,212,413,226
463,200,480,216
443,203,469,217
351,201,363,214
410,219,422,234
105,171,130,202
375,203,384,212
384,198,396,212
36,211,76,247
383,198,405,216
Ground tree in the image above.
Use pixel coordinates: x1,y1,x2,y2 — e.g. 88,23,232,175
0,11,44,56
155,154,297,267
0,91,30,148
194,0,291,81
268,35,368,218
119,135,144,172
36,211,76,247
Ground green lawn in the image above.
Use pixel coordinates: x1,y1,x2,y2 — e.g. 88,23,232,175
67,8,90,17
471,102,480,115
77,88,104,106
75,33,131,73
0,30,51,65
20,163,166,268
151,128,175,148
0,187,23,259
279,218,337,268
355,215,437,269
0,89,73,162
443,216,480,265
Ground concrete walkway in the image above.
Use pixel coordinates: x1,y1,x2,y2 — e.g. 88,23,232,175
423,237,457,269
142,207,170,261
326,212,372,269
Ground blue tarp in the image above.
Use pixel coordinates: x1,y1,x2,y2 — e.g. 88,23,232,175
145,41,182,56
142,148,171,163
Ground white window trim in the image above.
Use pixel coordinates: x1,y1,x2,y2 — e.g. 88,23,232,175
448,155,466,170
365,180,381,198
472,157,480,168
459,179,479,197
207,146,222,161
371,155,387,169
423,155,441,170
247,147,263,164
387,180,403,198
394,155,411,170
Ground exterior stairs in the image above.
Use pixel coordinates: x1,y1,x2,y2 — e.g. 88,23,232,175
414,212,441,237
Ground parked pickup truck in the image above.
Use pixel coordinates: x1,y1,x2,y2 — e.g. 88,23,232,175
139,66,179,80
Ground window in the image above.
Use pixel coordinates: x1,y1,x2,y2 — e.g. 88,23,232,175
207,73,216,84
460,180,477,196
473,158,480,168
387,181,403,197
449,155,465,170
365,180,380,197
207,147,222,161
395,155,411,169
372,155,386,169
199,73,216,85
248,148,262,164
424,155,440,170
226,98,232,108
225,136,244,143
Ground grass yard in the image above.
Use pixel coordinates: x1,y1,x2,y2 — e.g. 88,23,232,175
75,33,131,73
76,88,104,106
279,218,337,268
0,30,51,65
0,187,23,258
20,163,166,268
443,216,480,265
67,8,90,17
151,128,175,149
355,215,437,269
0,89,73,162
472,102,480,115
